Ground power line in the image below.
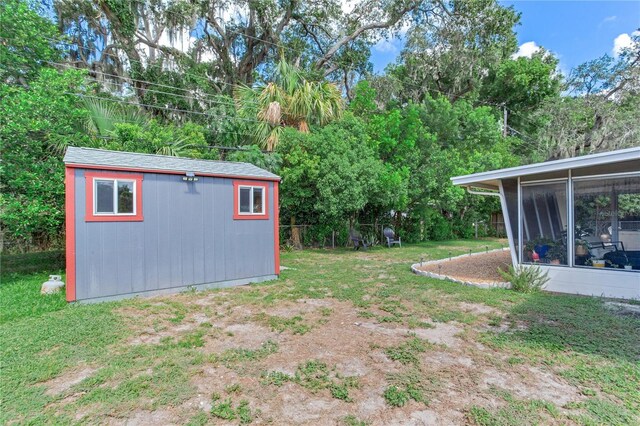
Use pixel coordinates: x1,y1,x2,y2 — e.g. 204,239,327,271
3,51,264,121
38,112,260,140
398,79,506,109
31,51,259,110
45,60,250,109
70,93,264,124
37,35,284,94
29,22,510,114
506,125,536,143
33,114,259,139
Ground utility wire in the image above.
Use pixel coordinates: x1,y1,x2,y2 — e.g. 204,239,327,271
34,36,507,112
70,93,264,124
32,111,259,139
44,60,250,109
33,55,259,109
37,35,276,93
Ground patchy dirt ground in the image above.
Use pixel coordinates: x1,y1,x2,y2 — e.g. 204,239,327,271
16,243,636,425
59,293,582,426
416,250,513,284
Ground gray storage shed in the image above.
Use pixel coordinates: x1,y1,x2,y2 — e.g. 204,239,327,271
63,147,281,302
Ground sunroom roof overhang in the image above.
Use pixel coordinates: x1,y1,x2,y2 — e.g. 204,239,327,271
451,147,640,189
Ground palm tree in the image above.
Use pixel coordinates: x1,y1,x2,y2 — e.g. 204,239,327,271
83,97,148,137
83,97,190,157
235,57,344,151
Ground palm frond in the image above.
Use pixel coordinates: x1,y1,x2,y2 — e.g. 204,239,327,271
232,57,345,151
83,97,119,136
156,138,190,157
260,101,282,126
83,97,147,137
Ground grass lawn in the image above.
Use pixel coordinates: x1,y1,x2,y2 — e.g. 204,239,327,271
1,239,638,425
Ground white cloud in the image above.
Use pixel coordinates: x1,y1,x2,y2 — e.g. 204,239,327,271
512,41,541,59
602,15,617,24
373,38,399,53
613,32,639,57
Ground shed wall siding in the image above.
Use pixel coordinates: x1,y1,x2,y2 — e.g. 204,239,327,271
74,169,275,300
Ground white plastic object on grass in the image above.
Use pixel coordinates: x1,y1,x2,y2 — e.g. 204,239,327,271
41,275,65,295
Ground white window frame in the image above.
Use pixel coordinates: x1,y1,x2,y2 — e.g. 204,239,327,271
237,185,264,215
93,178,137,216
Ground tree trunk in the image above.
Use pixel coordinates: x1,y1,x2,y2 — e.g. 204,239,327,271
290,216,302,249
394,211,402,234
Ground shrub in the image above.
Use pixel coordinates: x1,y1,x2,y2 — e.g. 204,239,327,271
499,265,549,293
430,214,454,241
383,386,410,407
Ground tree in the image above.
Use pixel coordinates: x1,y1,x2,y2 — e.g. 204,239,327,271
0,0,61,85
361,103,427,228
82,97,148,137
481,51,562,143
51,0,422,95
403,94,518,240
534,34,640,160
0,68,92,249
105,121,211,158
278,113,383,233
235,57,343,151
390,0,520,103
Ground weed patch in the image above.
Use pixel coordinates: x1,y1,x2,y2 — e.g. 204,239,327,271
255,313,312,335
468,388,559,425
178,330,205,348
210,394,254,423
343,414,368,425
384,336,430,365
260,370,293,386
262,360,359,402
213,340,279,365
384,368,433,407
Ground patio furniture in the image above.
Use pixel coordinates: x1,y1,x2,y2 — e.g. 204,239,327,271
603,250,640,270
383,227,401,248
349,228,369,250
583,236,619,259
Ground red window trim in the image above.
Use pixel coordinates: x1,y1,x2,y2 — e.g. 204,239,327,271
85,171,144,222
233,180,269,220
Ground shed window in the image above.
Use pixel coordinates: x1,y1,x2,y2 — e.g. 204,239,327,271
238,185,264,215
233,180,269,220
95,180,115,213
239,187,252,213
85,172,143,222
94,179,135,214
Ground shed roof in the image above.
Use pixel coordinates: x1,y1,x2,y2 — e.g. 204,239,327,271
451,147,640,188
64,147,280,181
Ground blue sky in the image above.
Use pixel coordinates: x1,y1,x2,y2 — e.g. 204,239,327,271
369,1,640,74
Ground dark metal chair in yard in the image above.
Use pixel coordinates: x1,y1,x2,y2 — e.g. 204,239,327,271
349,228,369,250
383,227,402,248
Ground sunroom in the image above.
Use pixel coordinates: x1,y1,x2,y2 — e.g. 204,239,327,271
452,147,640,299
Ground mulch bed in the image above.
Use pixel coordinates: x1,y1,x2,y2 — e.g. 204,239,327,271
415,250,513,284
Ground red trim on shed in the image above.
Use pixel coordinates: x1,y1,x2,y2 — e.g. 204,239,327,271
65,167,76,302
84,171,144,222
66,163,279,182
232,180,269,220
274,182,280,275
